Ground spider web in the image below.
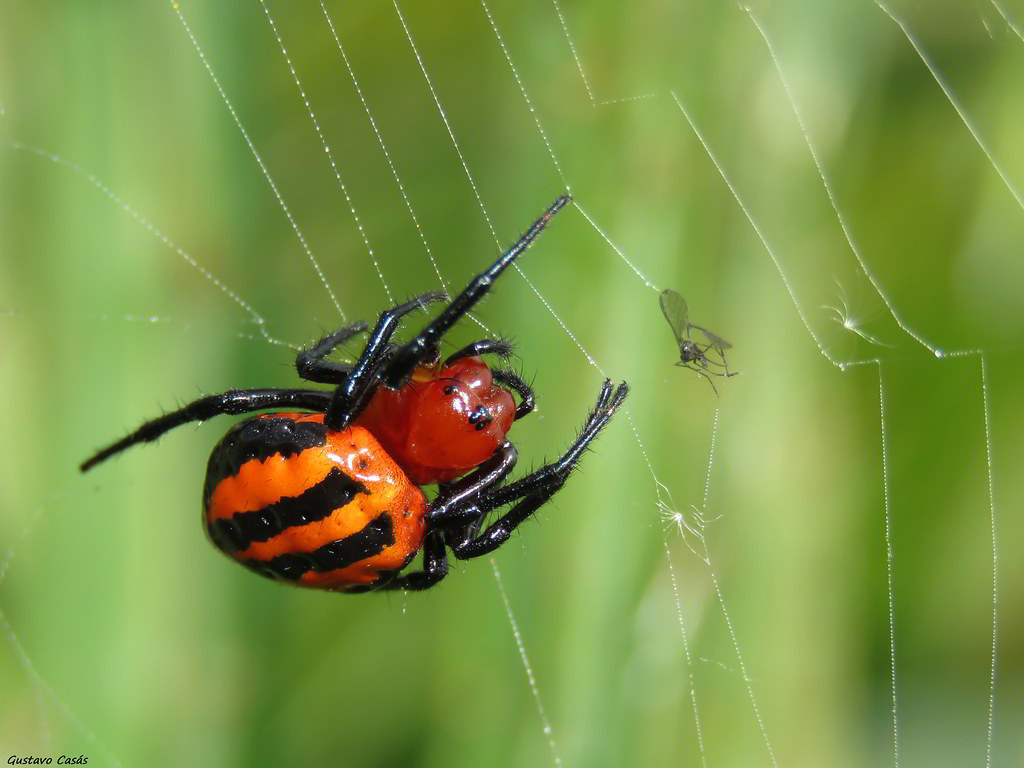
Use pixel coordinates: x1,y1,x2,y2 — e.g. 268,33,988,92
2,1,1023,767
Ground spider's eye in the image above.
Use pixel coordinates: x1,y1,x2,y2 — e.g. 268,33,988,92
468,405,493,430
405,358,515,463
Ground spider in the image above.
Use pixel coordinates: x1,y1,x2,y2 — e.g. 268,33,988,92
80,196,629,592
659,288,737,394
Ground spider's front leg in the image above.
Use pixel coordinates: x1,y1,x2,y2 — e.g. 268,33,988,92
428,442,520,525
355,443,520,593
324,291,446,431
381,196,570,390
446,379,628,560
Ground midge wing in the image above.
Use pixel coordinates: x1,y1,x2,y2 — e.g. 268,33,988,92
690,324,733,352
659,289,690,349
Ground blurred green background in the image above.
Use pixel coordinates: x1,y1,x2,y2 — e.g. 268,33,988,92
2,1,1023,766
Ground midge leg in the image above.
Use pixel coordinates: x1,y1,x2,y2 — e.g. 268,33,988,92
697,348,739,378
382,196,571,389
677,361,720,396
447,379,628,560
79,388,333,472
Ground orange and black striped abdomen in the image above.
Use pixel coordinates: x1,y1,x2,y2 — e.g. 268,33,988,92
203,413,428,590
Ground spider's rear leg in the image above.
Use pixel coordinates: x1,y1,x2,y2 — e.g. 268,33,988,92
79,388,333,472
447,379,628,560
365,530,450,592
295,321,368,384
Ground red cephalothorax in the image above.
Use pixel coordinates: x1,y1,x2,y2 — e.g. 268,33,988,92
80,196,628,593
357,357,517,484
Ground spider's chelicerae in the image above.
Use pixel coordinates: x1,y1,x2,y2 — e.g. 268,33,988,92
81,196,628,592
